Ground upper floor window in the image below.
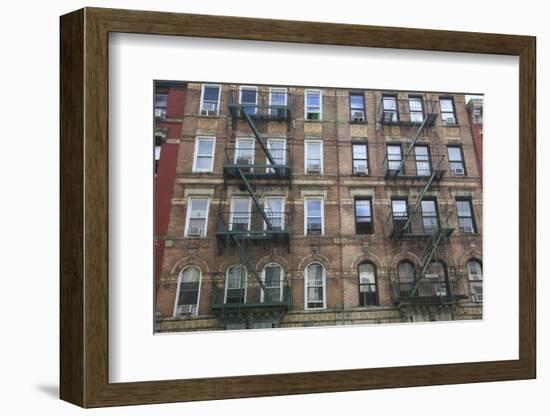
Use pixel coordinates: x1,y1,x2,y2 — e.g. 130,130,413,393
264,197,285,231
154,89,168,118
420,199,438,234
352,143,369,175
382,95,398,123
397,261,415,296
234,138,255,173
305,140,323,174
391,198,409,234
455,198,476,234
467,260,483,303
440,97,457,125
225,265,247,304
349,92,366,122
230,197,252,232
266,138,286,172
262,263,284,302
355,199,373,234
472,107,483,124
447,145,465,176
415,145,431,176
239,86,258,115
200,84,221,116
386,144,403,174
426,261,448,296
408,95,424,124
269,87,288,117
305,197,324,235
305,90,322,120
358,262,378,306
173,266,201,316
185,198,209,237
193,137,216,172
305,263,325,309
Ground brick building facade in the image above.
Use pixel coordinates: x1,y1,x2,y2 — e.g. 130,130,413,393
154,82,483,332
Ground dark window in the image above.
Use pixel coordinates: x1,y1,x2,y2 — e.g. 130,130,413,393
440,97,457,125
391,199,409,234
382,95,399,123
408,95,424,124
358,263,378,306
201,84,220,115
420,199,438,234
154,89,168,118
447,145,466,175
415,145,431,176
352,143,369,175
240,87,258,115
397,261,415,296
456,198,476,233
349,93,366,122
355,199,373,234
386,144,403,174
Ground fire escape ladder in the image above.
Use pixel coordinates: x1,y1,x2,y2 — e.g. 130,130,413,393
395,110,433,174
236,168,273,231
397,170,438,236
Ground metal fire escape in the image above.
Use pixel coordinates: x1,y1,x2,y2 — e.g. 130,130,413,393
378,96,465,306
211,89,293,325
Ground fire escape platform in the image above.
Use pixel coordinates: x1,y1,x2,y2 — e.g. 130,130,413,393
384,169,445,182
222,164,291,181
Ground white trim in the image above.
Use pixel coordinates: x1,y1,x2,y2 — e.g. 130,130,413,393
173,266,202,317
304,262,326,310
261,263,284,302
199,83,222,116
263,196,285,231
239,85,258,115
192,136,216,172
304,139,324,175
268,87,288,116
266,138,287,172
224,265,248,304
304,89,322,121
304,196,324,236
234,137,255,169
184,197,210,237
230,197,252,231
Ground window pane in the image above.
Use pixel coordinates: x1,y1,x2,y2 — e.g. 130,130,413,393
409,97,423,112
265,265,281,285
197,140,214,155
307,199,322,217
456,200,472,216
447,147,462,161
350,94,364,109
359,263,375,284
307,142,321,158
240,88,257,103
383,97,396,110
355,200,371,217
182,267,200,283
306,91,320,107
398,262,414,282
352,144,367,159
203,86,219,102
440,98,453,112
155,93,168,107
392,200,407,215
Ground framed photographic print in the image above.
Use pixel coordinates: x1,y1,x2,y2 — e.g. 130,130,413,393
60,7,536,408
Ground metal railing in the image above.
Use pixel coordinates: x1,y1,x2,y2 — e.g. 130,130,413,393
376,97,441,126
223,146,291,175
210,279,292,307
216,210,291,234
227,89,293,121
390,279,466,302
382,153,446,179
387,206,454,238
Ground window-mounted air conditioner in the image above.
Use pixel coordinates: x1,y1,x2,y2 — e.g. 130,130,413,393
307,164,321,174
200,102,217,116
176,304,196,315
355,164,368,174
443,117,456,125
352,110,365,122
452,167,465,176
307,112,320,121
473,293,483,303
188,227,203,236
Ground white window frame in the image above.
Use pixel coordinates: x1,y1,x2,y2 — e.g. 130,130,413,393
261,263,284,302
184,197,210,237
234,138,255,169
230,197,252,231
269,87,288,109
224,265,248,304
172,266,202,317
304,197,325,236
467,260,483,303
239,85,258,115
263,196,285,231
199,84,221,116
304,139,323,175
192,136,216,173
304,89,322,121
266,138,287,172
304,262,326,310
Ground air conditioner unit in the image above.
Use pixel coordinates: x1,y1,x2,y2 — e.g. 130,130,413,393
200,102,217,116
452,167,465,176
355,164,368,174
307,112,320,121
444,117,456,125
352,110,365,122
155,108,166,118
188,227,203,236
176,305,196,316
236,157,253,165
461,227,475,234
308,224,322,235
425,273,439,279
307,164,321,174
473,293,483,303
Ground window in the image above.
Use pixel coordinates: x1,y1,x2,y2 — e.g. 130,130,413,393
269,87,288,117
358,263,378,306
355,199,373,234
447,145,465,175
154,90,168,118
305,263,325,309
230,197,251,231
185,198,209,237
408,95,424,124
414,145,431,176
472,107,483,124
305,140,323,174
193,137,215,172
225,266,247,304
200,84,221,115
239,86,258,115
467,260,483,303
397,261,415,296
235,138,254,173
266,139,286,173
352,143,369,175
426,261,448,296
386,144,403,174
456,198,476,233
305,90,322,120
264,197,284,231
173,266,201,316
349,92,366,122
305,197,324,235
262,264,283,302
391,199,409,234
382,95,398,123
154,134,163,174
420,199,438,234
440,97,457,124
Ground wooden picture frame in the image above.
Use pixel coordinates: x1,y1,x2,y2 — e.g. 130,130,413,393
60,7,536,408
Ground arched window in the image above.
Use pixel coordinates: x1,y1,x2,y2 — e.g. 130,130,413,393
262,263,284,302
358,262,378,306
397,261,415,296
174,266,201,316
467,260,483,303
426,261,448,296
305,263,325,309
225,265,247,304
